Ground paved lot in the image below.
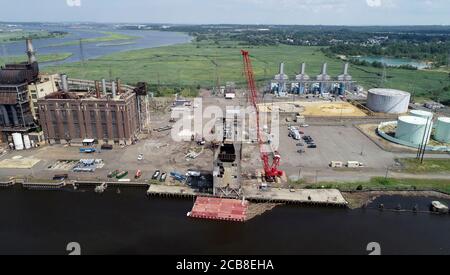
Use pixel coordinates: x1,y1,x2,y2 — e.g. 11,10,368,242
277,125,398,179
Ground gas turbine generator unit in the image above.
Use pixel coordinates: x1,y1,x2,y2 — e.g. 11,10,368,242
269,62,354,96
271,62,289,96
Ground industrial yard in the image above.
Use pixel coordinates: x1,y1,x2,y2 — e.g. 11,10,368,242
1,36,450,224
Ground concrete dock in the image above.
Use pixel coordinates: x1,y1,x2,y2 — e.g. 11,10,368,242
243,187,348,206
146,185,197,198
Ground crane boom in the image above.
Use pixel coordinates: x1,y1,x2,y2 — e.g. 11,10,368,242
241,50,283,180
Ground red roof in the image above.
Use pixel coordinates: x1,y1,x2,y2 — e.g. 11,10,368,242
189,197,248,222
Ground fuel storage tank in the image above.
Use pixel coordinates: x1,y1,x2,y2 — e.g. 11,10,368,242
435,117,450,143
367,89,411,114
395,116,430,145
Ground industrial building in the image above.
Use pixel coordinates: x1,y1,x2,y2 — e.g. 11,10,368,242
367,88,411,114
270,62,355,96
0,39,40,142
28,74,59,120
37,75,141,146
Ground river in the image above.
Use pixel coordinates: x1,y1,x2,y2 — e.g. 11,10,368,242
0,25,192,67
0,187,448,255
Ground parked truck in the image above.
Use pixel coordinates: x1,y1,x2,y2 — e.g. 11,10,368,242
347,161,364,168
288,126,302,140
80,148,96,153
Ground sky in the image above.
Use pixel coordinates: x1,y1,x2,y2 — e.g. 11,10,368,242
0,0,449,25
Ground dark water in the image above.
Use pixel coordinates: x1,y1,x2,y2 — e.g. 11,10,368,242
0,26,191,67
0,188,449,255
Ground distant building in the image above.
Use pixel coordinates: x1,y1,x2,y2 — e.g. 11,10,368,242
37,76,140,146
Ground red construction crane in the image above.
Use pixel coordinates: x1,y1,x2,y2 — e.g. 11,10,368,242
241,50,283,181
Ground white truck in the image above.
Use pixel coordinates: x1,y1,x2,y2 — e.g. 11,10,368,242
288,126,301,140
347,161,364,168
330,161,344,168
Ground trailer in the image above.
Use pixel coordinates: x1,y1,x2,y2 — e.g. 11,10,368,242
80,148,96,153
347,161,364,168
330,161,344,168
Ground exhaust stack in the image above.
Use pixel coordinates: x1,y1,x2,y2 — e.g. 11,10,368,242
60,74,69,92
111,81,117,98
101,79,107,96
26,39,37,64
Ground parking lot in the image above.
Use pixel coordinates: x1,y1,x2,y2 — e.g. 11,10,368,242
278,125,398,178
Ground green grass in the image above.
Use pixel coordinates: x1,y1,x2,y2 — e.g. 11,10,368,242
47,31,137,47
0,30,66,43
0,53,73,66
42,40,450,101
398,158,450,174
296,177,450,194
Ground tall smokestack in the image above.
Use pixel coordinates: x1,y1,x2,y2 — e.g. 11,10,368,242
301,63,306,75
95,80,101,98
116,78,122,94
111,81,117,98
26,39,37,64
343,63,349,75
321,63,328,75
60,74,69,92
101,79,107,96
279,63,285,75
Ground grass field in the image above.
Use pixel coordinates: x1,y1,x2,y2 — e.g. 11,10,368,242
0,30,65,43
297,177,450,194
398,159,450,174
0,53,73,66
47,31,137,47
43,40,450,101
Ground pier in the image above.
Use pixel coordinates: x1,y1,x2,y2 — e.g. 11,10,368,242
146,185,197,198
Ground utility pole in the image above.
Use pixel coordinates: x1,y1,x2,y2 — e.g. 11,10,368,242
79,39,85,67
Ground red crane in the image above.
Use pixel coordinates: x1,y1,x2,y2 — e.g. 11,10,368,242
241,50,283,180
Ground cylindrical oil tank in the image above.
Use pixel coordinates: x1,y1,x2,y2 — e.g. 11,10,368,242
396,116,430,145
23,135,32,149
12,133,24,150
367,89,411,114
435,117,450,143
410,110,434,120
410,110,433,140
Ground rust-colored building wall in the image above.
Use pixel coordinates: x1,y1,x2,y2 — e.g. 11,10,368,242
38,93,139,144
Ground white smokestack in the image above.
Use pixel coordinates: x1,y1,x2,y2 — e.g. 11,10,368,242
301,63,306,75
26,39,37,63
111,81,117,98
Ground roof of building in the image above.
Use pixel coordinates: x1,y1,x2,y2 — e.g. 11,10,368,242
0,62,39,85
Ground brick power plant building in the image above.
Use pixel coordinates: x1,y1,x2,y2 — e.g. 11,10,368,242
37,76,148,146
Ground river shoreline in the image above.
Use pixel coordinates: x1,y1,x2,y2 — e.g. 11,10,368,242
343,190,450,209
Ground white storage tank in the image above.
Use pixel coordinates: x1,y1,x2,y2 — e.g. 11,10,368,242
12,133,24,151
23,135,32,149
435,117,450,143
410,110,434,120
396,116,430,145
367,88,411,114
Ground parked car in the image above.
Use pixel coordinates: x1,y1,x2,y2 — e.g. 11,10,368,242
296,143,304,147
308,144,317,149
137,154,144,161
186,169,201,177
160,173,167,182
152,170,161,180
